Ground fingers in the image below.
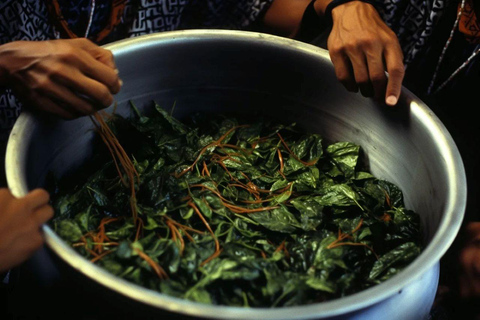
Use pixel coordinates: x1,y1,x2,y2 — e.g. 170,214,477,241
365,46,388,102
330,53,358,92
18,41,120,115
22,188,50,210
33,205,54,226
77,52,122,96
54,68,116,109
349,50,374,98
3,38,121,119
326,1,404,106
0,188,51,272
331,38,387,100
60,44,121,109
17,189,53,228
36,75,98,115
384,44,405,106
75,38,117,69
70,38,121,95
332,48,401,104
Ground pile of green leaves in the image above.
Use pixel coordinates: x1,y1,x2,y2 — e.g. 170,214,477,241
50,101,423,307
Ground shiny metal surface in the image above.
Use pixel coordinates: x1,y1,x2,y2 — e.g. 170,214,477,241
6,30,466,319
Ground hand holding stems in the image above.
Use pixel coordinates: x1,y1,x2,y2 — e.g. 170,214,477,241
0,38,122,119
0,189,53,273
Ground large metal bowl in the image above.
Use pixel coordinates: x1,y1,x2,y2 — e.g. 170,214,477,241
6,30,466,319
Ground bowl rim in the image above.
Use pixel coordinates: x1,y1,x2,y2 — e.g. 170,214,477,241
5,29,467,319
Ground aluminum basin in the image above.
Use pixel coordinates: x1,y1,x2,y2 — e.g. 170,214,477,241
5,30,466,320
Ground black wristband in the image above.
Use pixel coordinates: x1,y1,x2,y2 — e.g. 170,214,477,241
295,0,328,43
324,0,378,25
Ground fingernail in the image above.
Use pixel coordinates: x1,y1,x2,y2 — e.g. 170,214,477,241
119,79,123,87
386,95,397,106
114,68,119,74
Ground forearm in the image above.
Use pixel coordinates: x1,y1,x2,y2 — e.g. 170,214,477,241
262,0,312,37
262,0,325,38
262,0,334,38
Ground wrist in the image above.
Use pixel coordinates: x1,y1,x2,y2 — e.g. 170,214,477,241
324,0,378,24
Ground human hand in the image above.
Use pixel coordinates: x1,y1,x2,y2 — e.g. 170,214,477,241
458,222,480,298
325,1,405,106
0,38,122,119
0,188,53,273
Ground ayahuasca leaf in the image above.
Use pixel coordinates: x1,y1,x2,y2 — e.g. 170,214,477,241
49,101,423,307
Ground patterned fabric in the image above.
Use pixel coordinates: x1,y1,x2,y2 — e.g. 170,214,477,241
0,0,476,144
47,0,114,40
375,0,451,66
0,0,274,142
459,0,480,43
0,1,56,44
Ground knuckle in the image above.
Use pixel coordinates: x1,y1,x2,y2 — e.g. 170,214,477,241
355,76,369,86
329,45,344,57
358,37,376,50
76,37,89,44
344,42,359,53
336,70,351,84
105,50,114,61
47,63,64,77
32,76,51,91
385,28,398,39
73,38,92,48
58,47,78,62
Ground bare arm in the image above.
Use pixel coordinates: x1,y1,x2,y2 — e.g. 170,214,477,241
262,0,313,38
262,0,404,106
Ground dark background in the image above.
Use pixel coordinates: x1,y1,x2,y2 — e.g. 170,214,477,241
1,32,479,320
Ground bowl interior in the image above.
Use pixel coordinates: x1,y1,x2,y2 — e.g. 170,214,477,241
6,30,466,319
